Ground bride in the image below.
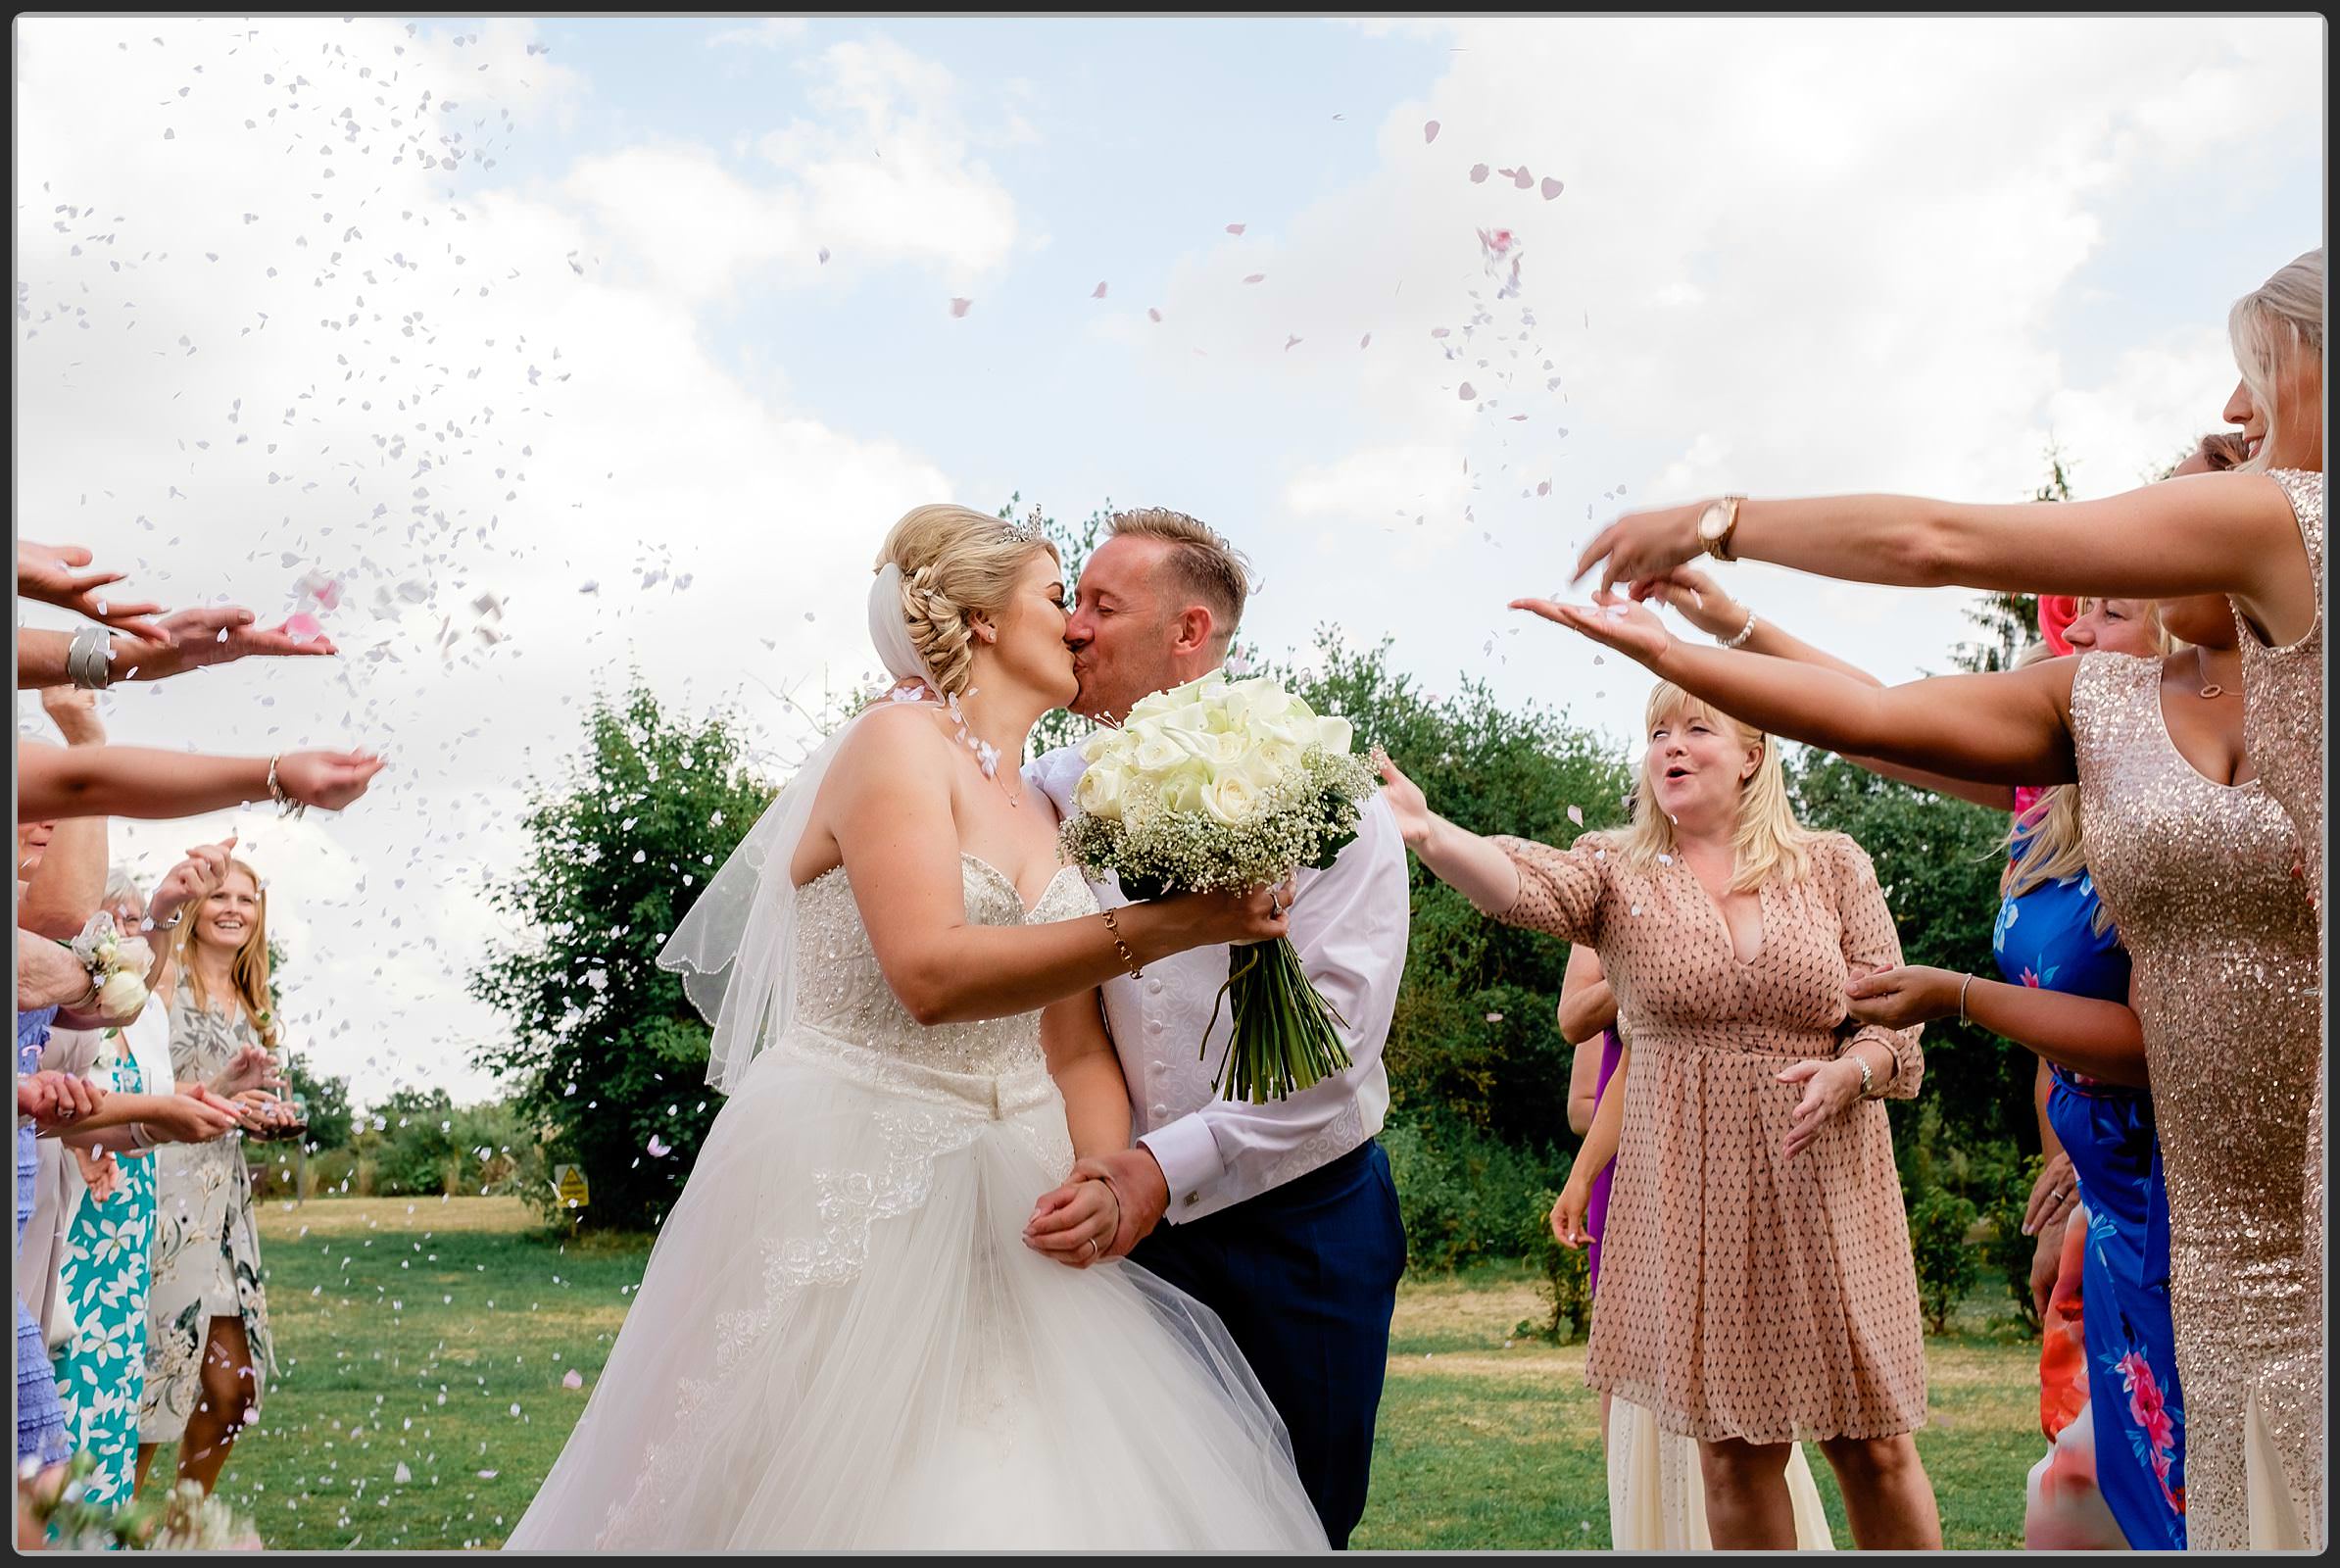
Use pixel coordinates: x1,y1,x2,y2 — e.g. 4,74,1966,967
505,504,1328,1550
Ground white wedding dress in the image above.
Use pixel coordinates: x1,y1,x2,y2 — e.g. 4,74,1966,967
505,853,1327,1551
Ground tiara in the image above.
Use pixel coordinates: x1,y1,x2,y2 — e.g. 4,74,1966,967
999,506,1047,546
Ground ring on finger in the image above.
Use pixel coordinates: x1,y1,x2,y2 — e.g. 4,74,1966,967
1084,1237,1100,1262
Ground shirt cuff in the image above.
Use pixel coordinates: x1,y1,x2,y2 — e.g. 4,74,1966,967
1138,1113,1224,1221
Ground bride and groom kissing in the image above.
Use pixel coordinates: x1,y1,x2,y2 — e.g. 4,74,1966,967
507,504,1411,1551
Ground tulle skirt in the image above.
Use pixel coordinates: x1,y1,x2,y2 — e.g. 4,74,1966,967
505,1029,1326,1551
1607,1396,1835,1549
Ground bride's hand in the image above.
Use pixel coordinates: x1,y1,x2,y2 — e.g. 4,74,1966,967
1023,1176,1120,1269
1511,590,1674,667
1162,878,1295,949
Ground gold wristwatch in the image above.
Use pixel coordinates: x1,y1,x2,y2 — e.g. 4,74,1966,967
1696,494,1745,562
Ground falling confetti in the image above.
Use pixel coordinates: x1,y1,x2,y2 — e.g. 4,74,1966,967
1568,804,1585,827
1225,222,1245,235
1469,163,1488,183
1242,273,1265,284
1541,176,1565,200
1423,121,1439,143
949,297,972,318
1091,281,1107,299
1146,307,1162,322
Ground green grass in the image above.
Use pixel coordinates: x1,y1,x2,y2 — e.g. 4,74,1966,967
149,1199,2040,1549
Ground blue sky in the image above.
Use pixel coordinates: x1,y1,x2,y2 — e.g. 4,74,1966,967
16,15,2322,1104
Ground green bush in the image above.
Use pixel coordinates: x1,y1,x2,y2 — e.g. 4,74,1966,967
1383,1111,1568,1273
1909,1188,1982,1335
1972,1143,2044,1334
1518,1188,1592,1345
308,1147,359,1198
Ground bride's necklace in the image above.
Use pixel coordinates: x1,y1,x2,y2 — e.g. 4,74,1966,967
895,681,1025,808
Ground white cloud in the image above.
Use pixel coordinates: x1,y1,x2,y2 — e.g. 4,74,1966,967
1117,15,2317,734
565,37,1020,304
708,19,809,51
15,16,962,1105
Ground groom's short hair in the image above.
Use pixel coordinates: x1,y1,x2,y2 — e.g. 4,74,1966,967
1107,508,1254,642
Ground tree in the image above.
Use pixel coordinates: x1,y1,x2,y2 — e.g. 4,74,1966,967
1272,630,1634,1150
470,679,777,1231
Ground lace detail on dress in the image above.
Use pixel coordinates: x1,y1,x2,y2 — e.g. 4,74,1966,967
598,854,1099,1547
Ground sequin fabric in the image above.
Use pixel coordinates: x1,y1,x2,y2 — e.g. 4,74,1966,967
2071,651,2323,1549
2231,467,2326,1371
1489,830,1928,1444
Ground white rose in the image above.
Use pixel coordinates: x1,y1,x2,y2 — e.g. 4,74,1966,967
1246,739,1303,788
97,970,149,1020
1076,763,1126,821
1200,769,1262,825
1132,732,1187,775
1159,765,1209,815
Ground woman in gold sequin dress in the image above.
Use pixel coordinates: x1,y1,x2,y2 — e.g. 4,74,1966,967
1552,248,2326,1548
1542,567,2318,1547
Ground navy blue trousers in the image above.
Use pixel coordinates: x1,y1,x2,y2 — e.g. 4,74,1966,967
1129,1140,1407,1549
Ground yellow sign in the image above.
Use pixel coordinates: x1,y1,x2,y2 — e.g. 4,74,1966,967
553,1164,590,1209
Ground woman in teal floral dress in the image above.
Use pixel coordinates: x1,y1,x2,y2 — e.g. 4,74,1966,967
50,875,189,1510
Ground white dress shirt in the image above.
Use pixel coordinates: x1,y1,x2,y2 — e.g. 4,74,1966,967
1029,745,1411,1223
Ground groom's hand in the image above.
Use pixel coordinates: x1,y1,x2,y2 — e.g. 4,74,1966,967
1072,1147,1171,1258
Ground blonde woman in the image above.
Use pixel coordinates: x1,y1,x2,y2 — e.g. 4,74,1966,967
138,858,290,1497
1376,687,1939,1550
509,505,1326,1549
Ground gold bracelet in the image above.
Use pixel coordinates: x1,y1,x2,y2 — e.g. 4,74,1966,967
1098,906,1144,979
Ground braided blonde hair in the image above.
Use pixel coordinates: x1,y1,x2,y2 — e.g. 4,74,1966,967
876,504,1059,697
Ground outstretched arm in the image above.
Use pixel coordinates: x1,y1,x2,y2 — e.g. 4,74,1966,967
1648,568,2020,809
19,744,384,821
1575,473,2316,645
1844,965,2148,1088
1519,595,2081,787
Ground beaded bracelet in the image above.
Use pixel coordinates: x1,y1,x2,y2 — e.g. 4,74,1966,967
1098,906,1144,979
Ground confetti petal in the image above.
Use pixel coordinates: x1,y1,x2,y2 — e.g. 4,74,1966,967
1541,176,1565,200
1423,121,1439,144
561,1369,584,1390
949,297,972,318
1243,273,1266,284
1146,308,1162,322
1469,164,1489,183
1568,804,1585,826
1091,281,1107,299
1225,222,1245,235
1458,382,1476,400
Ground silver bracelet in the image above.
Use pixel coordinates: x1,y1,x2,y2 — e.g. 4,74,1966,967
66,624,113,690
1717,608,1758,650
1959,972,1974,1024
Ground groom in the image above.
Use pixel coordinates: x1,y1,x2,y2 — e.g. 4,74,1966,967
1025,508,1410,1549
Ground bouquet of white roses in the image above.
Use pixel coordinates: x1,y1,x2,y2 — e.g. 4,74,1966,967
1060,670,1379,1102
64,911,152,1022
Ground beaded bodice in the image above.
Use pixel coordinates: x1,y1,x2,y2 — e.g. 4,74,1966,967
787,853,1099,1078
